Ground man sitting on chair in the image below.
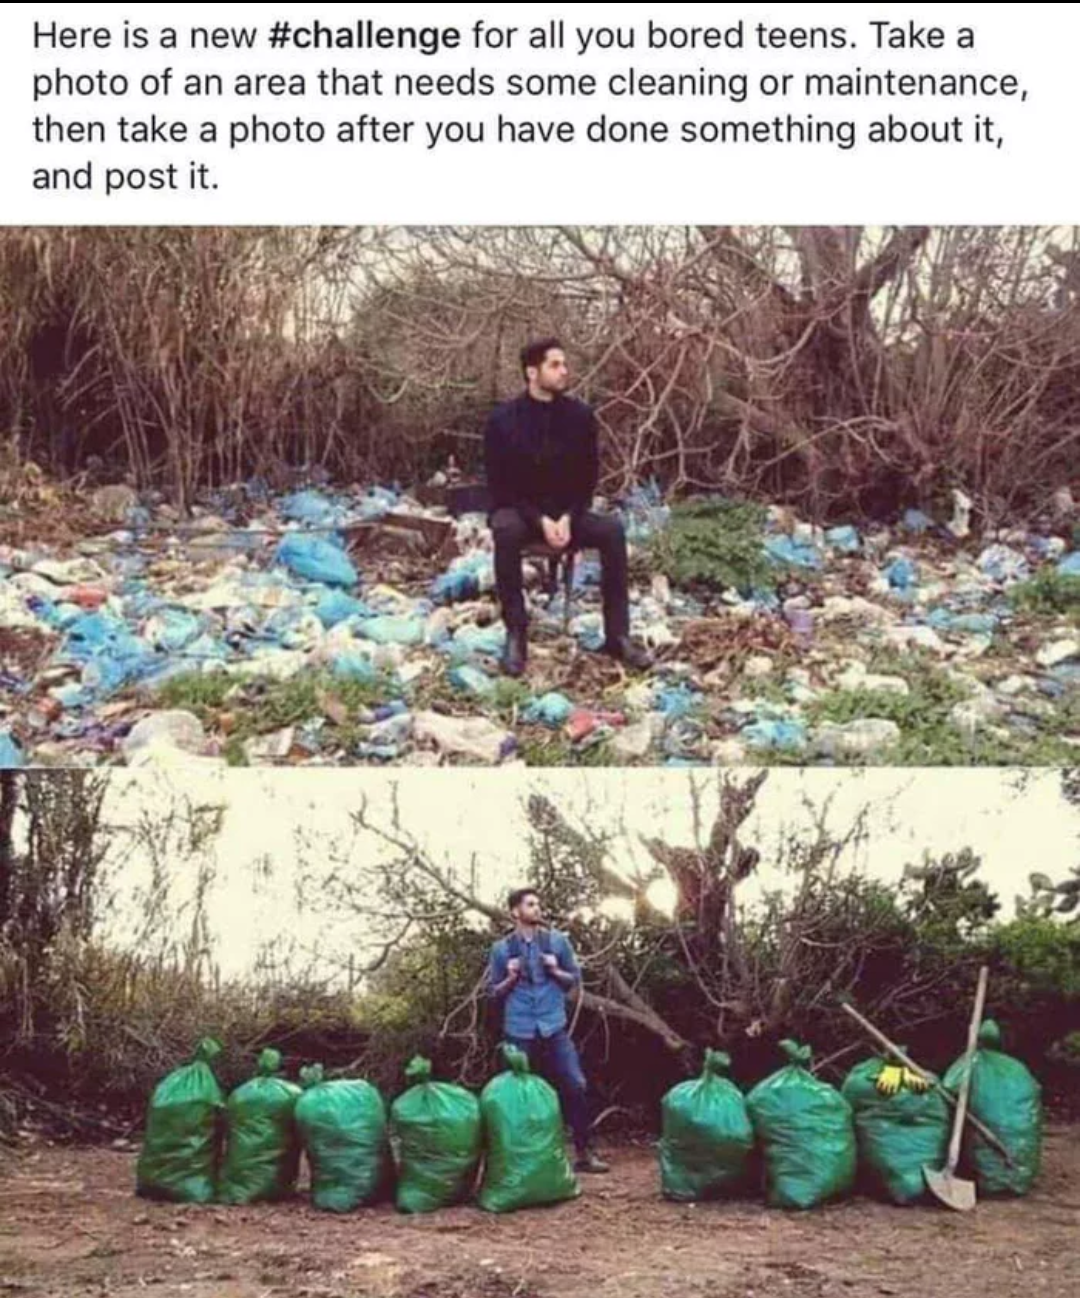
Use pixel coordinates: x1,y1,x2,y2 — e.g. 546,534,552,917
483,337,652,678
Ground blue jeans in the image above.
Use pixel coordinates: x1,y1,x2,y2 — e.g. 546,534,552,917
506,1029,592,1155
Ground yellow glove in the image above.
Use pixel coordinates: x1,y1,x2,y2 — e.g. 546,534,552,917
903,1067,930,1093
875,1065,904,1096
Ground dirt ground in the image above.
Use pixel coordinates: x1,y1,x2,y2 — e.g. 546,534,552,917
1,1128,1078,1298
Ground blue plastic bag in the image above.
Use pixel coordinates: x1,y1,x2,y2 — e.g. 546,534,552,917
654,683,702,719
316,590,368,629
280,490,340,527
742,718,808,752
356,616,426,647
448,664,495,699
356,487,399,521
146,608,203,653
886,557,919,591
1058,552,1080,578
61,612,160,701
927,609,998,636
522,693,574,727
449,625,507,661
764,535,822,570
826,526,861,555
431,570,481,604
0,732,25,769
332,653,380,684
275,534,358,588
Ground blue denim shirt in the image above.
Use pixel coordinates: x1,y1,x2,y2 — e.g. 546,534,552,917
486,928,582,1039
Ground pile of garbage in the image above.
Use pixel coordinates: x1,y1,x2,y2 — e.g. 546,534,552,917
2,476,1079,768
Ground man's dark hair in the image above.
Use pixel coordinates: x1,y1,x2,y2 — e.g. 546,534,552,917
520,336,563,379
508,887,539,912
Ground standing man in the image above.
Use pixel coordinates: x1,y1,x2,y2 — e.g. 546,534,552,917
483,337,652,677
485,887,610,1174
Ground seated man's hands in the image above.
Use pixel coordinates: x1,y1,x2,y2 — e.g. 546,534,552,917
542,515,571,550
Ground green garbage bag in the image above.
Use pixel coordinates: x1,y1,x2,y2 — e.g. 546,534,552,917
477,1044,581,1213
217,1048,302,1205
841,1053,950,1204
746,1039,856,1210
390,1056,482,1214
135,1037,225,1204
293,1064,391,1212
658,1049,755,1202
943,1020,1042,1197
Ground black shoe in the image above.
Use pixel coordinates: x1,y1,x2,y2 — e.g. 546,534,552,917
574,1151,610,1174
601,637,652,671
501,628,527,678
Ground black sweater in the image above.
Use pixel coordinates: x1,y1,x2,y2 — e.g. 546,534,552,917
483,390,600,526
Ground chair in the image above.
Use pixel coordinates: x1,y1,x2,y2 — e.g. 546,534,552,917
446,481,581,632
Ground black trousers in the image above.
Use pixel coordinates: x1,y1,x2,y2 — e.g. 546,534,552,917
491,507,630,643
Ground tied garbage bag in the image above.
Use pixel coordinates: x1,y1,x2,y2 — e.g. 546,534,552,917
658,1050,755,1202
294,1064,392,1212
840,1053,950,1204
477,1045,581,1213
136,1038,225,1204
390,1057,483,1214
217,1048,302,1205
943,1019,1042,1197
275,533,358,589
746,1040,856,1210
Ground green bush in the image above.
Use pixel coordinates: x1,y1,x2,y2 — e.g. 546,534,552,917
1009,570,1080,618
648,497,775,594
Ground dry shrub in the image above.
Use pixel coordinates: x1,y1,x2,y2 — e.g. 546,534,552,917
2,225,1079,524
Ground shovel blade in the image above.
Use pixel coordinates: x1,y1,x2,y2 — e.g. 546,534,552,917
923,1165,977,1212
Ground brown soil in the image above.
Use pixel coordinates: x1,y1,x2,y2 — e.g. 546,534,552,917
1,1130,1077,1298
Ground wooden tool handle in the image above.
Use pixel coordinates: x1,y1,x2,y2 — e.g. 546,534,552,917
947,965,989,1174
840,994,1012,1166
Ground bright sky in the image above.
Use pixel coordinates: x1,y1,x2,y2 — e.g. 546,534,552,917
93,767,1078,978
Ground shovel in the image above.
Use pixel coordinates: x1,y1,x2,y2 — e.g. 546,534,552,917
923,964,989,1212
840,999,1012,1167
